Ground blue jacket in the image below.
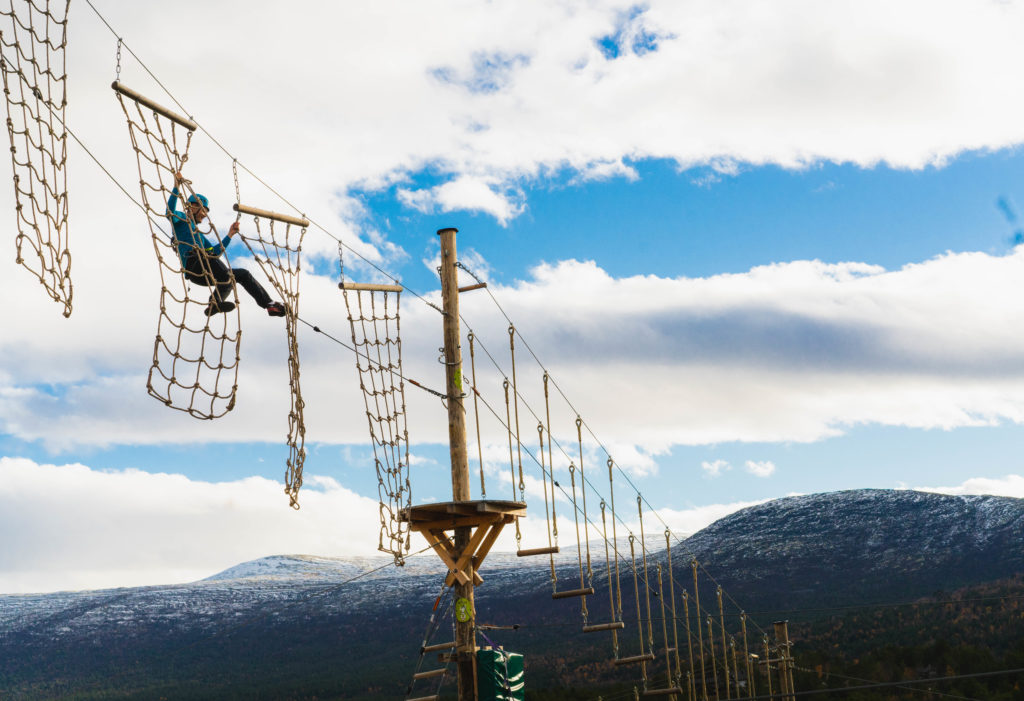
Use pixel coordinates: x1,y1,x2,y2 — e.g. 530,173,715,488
167,187,232,265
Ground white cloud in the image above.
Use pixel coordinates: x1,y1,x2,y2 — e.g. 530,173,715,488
29,0,1024,260
8,248,1024,461
745,460,777,478
398,176,525,225
0,457,382,593
702,459,731,477
915,473,1024,499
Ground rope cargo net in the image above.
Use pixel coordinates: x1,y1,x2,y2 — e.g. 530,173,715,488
113,81,241,420
234,202,307,508
0,0,71,316
340,261,411,564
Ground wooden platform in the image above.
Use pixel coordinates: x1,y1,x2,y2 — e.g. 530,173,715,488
400,500,526,529
400,500,526,587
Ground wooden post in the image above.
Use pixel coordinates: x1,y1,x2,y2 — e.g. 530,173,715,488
438,227,476,701
773,621,795,701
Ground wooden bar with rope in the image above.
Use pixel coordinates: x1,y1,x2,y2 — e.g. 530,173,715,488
111,81,197,130
232,202,309,227
340,281,404,293
423,641,455,653
584,498,625,633
413,668,448,680
458,282,487,293
692,560,709,701
717,587,730,698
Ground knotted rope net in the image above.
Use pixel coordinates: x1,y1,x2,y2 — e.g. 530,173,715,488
0,0,71,316
113,81,241,420
233,202,307,508
340,252,411,563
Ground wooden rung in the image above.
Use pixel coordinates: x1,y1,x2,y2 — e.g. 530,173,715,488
407,696,440,701
339,281,404,293
233,203,310,227
458,282,487,293
111,81,197,131
517,546,559,557
583,622,626,633
641,688,684,697
422,641,454,653
412,668,447,680
552,587,595,599
614,653,656,666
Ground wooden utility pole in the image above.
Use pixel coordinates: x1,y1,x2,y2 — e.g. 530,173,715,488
773,621,795,701
438,227,477,701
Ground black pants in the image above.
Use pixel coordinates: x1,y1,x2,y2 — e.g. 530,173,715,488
184,253,272,308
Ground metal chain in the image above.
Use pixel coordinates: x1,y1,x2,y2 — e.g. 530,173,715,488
232,158,241,221
115,37,121,80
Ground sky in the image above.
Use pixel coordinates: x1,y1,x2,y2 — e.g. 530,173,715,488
3,0,1024,594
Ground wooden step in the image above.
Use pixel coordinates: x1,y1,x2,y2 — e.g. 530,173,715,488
583,621,626,633
422,641,454,653
641,688,684,697
614,653,656,666
552,587,594,599
517,546,560,557
407,696,439,701
412,668,447,680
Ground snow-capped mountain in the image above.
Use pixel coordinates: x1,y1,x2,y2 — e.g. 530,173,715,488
1,489,1021,700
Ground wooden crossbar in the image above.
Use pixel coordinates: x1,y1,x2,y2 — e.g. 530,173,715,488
412,668,447,680
614,653,656,666
552,587,594,599
583,621,626,633
422,641,454,653
111,81,197,131
339,281,404,293
641,688,684,697
233,203,309,227
444,524,491,587
517,546,560,557
458,282,487,293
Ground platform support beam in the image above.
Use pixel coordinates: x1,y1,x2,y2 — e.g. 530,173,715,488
439,227,477,701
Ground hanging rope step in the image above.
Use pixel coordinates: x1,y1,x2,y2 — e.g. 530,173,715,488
412,668,448,680
551,587,594,599
583,622,626,633
614,653,656,666
422,641,455,653
407,696,439,701
640,687,684,697
516,546,559,557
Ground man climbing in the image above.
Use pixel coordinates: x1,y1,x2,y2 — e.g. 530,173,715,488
167,171,287,317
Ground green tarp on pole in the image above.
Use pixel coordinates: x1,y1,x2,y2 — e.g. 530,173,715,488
477,648,525,701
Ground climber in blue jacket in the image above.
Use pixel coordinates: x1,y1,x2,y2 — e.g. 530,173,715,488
168,171,286,317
